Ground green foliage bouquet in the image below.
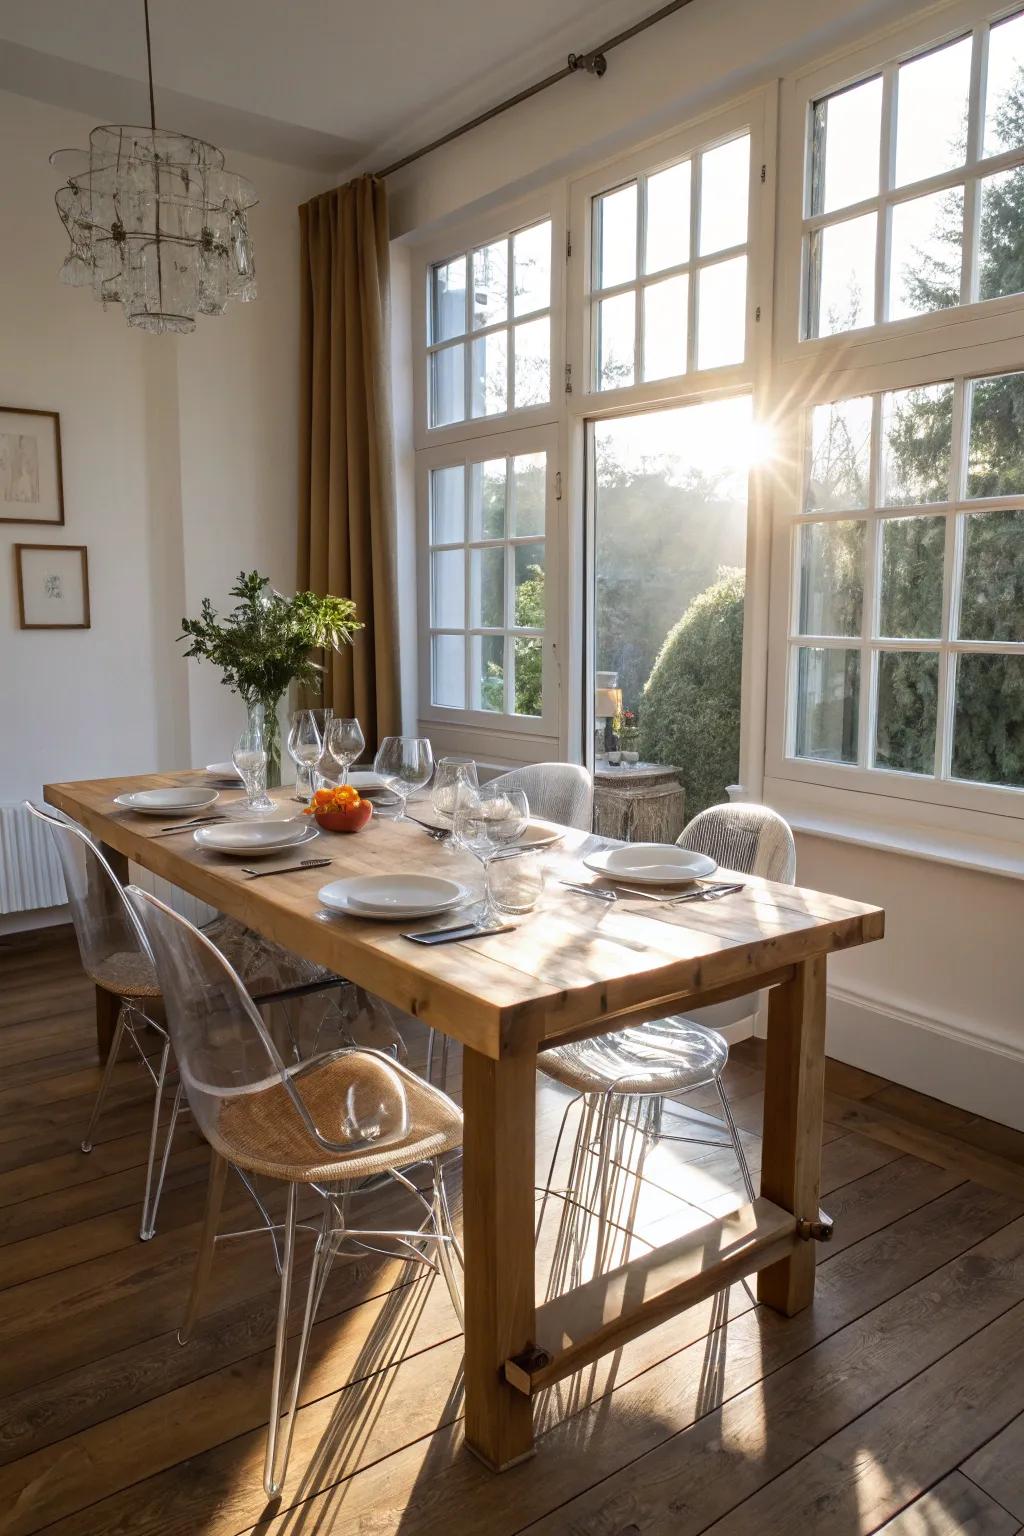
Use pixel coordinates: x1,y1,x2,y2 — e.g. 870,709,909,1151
180,571,362,783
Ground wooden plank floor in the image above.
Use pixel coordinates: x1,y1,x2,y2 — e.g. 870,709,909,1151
3,926,1024,1536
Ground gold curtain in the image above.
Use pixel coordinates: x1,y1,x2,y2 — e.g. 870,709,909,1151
298,175,400,748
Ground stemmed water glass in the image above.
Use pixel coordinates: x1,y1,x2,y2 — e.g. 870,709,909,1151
373,736,434,821
232,722,273,814
287,710,324,803
453,785,530,927
432,758,479,826
323,718,365,787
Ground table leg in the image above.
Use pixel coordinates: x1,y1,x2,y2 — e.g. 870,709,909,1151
757,954,827,1315
462,1042,537,1471
96,842,131,1064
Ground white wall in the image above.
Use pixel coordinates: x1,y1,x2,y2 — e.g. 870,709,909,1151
0,89,321,925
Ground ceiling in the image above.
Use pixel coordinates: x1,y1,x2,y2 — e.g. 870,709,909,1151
0,0,662,175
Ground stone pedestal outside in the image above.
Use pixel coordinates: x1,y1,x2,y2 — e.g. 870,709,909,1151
593,762,686,844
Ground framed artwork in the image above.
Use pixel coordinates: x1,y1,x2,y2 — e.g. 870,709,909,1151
0,407,64,526
15,544,90,629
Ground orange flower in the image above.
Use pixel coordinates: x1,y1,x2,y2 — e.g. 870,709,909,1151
303,783,365,815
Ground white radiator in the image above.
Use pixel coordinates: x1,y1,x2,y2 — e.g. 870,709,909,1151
0,801,216,926
0,803,66,913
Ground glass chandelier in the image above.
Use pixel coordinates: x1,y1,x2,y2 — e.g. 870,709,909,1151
49,0,258,334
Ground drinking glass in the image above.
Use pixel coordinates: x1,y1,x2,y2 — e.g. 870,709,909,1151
324,718,365,786
453,785,530,926
287,710,324,803
432,758,480,825
488,849,546,915
373,736,434,822
232,724,273,813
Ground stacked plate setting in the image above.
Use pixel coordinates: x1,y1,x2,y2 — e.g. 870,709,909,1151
582,843,718,885
318,874,469,920
194,820,319,857
114,788,219,816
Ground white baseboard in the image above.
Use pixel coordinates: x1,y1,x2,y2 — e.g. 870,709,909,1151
825,986,1024,1133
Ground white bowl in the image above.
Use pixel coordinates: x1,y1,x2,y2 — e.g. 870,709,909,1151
204,761,243,783
114,788,219,817
194,821,318,856
582,844,717,885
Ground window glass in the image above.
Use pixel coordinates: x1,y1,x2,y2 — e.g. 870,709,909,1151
894,36,972,187
811,76,883,215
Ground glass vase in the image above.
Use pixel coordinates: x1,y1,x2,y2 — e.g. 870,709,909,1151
246,698,283,789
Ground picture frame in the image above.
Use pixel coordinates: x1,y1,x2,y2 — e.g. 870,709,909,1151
14,544,90,630
0,407,65,526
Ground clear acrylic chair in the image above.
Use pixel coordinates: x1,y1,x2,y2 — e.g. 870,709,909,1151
488,762,593,831
127,884,463,1499
26,803,347,1242
538,804,796,1240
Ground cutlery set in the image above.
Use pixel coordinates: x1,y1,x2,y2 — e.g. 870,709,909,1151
559,879,745,905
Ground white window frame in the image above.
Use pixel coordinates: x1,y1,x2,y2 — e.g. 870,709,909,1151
769,0,1024,837
415,423,563,754
777,0,1024,369
565,90,777,787
411,190,565,453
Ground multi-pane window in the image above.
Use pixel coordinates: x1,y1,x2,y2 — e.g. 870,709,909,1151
804,11,1024,337
428,220,552,427
789,372,1024,791
590,132,751,390
428,450,549,718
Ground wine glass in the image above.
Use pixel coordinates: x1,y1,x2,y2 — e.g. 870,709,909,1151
432,758,479,826
373,736,434,822
453,785,530,927
324,718,365,786
232,723,273,814
287,711,324,803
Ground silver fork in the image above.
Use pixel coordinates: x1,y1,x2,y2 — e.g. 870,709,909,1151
241,858,332,879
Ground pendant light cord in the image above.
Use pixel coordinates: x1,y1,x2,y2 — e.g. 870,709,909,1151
144,0,157,133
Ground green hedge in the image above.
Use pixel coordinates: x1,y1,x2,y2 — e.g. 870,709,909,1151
638,569,744,821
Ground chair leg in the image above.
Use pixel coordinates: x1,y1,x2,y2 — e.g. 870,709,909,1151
265,1181,330,1500
140,1078,182,1242
177,1152,228,1345
432,1158,464,1328
80,1000,129,1152
717,1077,756,1203
138,1038,172,1241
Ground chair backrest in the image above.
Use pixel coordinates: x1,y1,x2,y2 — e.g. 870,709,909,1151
488,763,594,831
677,803,796,882
25,802,153,990
125,885,410,1159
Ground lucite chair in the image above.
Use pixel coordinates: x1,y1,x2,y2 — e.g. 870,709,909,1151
126,885,463,1499
26,803,345,1241
538,804,796,1240
488,762,593,832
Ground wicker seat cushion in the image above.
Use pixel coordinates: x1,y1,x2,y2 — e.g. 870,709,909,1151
211,1054,463,1183
89,916,338,1003
540,1016,729,1097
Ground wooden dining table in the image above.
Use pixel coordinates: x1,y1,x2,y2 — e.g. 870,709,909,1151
44,770,884,1473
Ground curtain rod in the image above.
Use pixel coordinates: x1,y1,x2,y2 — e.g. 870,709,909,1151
374,0,700,178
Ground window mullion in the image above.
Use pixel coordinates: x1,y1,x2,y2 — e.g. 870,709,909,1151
860,394,883,767
935,378,968,778
688,152,702,372
963,23,988,304
876,65,897,327
634,177,645,386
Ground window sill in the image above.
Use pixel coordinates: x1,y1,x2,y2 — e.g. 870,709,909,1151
779,804,1024,882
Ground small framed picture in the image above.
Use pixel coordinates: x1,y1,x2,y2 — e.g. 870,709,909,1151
0,407,64,526
15,544,90,629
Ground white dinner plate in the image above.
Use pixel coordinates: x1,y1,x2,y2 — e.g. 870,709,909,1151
194,821,319,856
582,844,718,885
347,771,389,793
114,788,219,817
318,874,469,920
515,818,564,849
219,800,305,823
204,761,243,786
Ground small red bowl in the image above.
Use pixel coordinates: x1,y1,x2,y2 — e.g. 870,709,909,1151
313,801,373,834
